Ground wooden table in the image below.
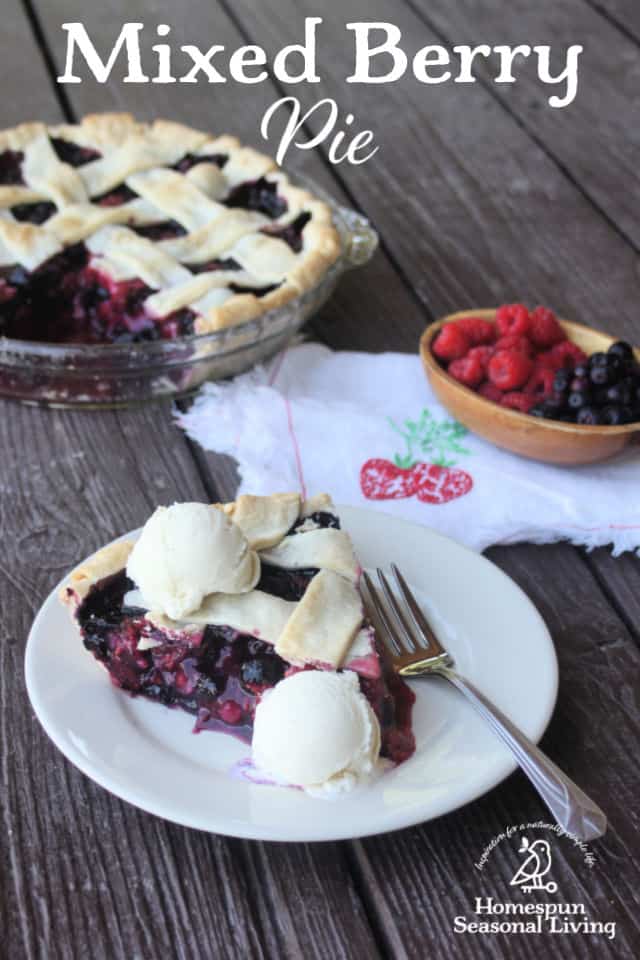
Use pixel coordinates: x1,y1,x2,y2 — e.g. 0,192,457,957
3,2,639,957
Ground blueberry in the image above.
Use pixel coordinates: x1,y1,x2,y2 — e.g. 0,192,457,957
553,371,570,393
589,352,608,368
576,406,602,426
529,404,547,418
608,341,634,365
8,265,29,286
606,354,624,381
541,400,565,418
573,364,588,379
568,390,590,409
590,365,611,386
241,659,264,685
601,405,627,425
544,391,566,411
570,376,589,393
605,383,633,406
577,406,603,425
196,675,219,699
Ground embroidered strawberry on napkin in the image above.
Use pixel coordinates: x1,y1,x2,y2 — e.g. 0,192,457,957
360,409,472,504
176,343,640,556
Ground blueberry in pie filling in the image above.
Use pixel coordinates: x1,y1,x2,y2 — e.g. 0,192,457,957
60,494,416,769
0,113,340,344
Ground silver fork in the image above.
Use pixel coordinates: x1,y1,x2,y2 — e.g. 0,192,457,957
362,564,607,841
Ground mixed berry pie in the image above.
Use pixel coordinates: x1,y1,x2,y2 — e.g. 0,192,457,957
0,114,340,344
60,493,415,783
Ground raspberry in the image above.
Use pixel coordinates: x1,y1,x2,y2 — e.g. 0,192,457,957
433,323,470,361
500,392,536,413
455,317,496,345
448,353,485,388
525,367,556,399
551,340,588,371
488,349,534,390
494,334,534,357
467,345,493,372
495,303,530,338
529,306,566,348
478,382,503,403
535,350,560,370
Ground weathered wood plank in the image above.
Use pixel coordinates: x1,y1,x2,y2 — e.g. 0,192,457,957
583,0,640,44
1,1,66,125
414,0,640,253
584,548,640,645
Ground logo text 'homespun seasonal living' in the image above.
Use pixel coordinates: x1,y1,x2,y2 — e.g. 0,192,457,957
453,823,616,941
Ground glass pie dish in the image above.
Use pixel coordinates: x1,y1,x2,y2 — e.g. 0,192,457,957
0,178,377,408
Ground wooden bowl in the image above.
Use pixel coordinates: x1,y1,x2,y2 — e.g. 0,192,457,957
420,309,640,465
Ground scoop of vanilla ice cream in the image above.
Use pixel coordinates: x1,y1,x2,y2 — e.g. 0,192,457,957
252,670,381,793
127,502,260,620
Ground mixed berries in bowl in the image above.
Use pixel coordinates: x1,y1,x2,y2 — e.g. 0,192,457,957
420,305,640,465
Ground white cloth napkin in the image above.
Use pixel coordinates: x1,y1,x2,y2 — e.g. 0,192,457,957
176,344,640,556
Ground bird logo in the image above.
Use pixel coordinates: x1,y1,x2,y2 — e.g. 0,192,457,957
509,836,558,893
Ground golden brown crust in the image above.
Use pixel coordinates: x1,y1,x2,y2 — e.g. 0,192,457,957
59,540,134,610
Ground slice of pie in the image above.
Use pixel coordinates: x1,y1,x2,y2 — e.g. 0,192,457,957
60,494,416,770
0,114,340,344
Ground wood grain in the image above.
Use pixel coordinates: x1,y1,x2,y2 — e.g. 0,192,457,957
583,0,640,44
414,0,640,251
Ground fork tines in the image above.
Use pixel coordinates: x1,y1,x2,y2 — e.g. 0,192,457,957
362,564,447,659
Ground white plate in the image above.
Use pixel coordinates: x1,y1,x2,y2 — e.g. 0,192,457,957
25,506,558,842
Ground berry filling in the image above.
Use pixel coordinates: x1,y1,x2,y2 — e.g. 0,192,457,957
131,220,188,241
11,201,57,224
50,137,102,167
73,542,415,764
0,243,195,343
173,152,228,173
186,257,280,300
225,176,287,219
93,184,139,206
188,256,242,275
0,149,25,185
262,212,311,253
0,167,304,343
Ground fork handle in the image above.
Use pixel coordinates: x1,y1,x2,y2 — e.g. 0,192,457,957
434,666,607,841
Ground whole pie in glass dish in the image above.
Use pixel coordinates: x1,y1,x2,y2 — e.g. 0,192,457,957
59,493,415,794
0,113,341,345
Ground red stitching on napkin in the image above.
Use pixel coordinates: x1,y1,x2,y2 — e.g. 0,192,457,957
564,523,640,532
283,395,306,501
268,348,287,386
